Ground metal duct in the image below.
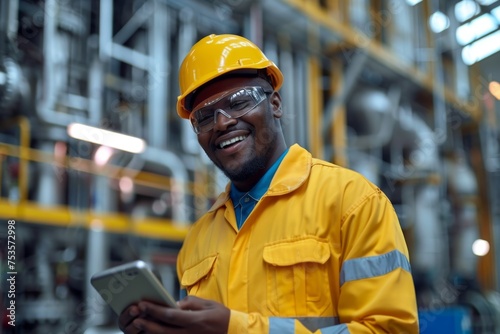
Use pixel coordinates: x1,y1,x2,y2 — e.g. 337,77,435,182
35,141,64,206
390,106,444,275
146,1,169,149
178,8,200,155
347,86,400,150
345,87,400,185
346,87,445,274
391,105,439,171
38,0,92,127
84,221,110,328
84,174,117,328
141,147,189,225
445,153,480,279
411,184,445,275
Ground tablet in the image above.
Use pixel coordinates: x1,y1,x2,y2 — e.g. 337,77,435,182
90,260,178,315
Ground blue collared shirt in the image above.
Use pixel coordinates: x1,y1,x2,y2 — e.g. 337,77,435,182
230,149,289,229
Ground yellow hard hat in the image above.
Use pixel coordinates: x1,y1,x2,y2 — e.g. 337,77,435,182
176,34,283,119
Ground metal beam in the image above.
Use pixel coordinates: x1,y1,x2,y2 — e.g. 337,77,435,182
282,0,481,120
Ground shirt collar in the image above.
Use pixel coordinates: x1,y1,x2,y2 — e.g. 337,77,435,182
208,144,312,212
230,148,289,206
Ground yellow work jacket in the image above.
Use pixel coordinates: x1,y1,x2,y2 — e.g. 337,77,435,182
177,144,419,333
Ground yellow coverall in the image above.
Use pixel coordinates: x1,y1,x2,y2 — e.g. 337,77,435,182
177,144,419,333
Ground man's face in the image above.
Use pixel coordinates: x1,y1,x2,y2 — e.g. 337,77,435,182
191,76,284,190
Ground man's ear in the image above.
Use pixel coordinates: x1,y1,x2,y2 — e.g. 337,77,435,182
269,91,283,118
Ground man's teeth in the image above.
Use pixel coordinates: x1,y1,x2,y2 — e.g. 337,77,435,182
220,136,246,149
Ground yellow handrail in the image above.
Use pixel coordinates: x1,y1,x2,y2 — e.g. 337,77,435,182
0,116,31,202
0,142,204,195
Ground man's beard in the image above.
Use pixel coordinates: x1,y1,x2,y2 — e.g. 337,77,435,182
218,154,267,182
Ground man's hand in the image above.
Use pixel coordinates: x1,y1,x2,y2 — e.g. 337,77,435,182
118,296,230,334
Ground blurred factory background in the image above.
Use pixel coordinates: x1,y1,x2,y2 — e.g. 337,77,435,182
0,0,499,333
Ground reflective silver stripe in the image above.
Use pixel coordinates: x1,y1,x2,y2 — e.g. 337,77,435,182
320,324,350,334
269,317,339,333
340,249,411,286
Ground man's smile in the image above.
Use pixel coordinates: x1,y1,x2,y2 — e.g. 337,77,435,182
218,135,248,149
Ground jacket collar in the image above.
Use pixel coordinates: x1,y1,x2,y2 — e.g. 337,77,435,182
208,144,311,212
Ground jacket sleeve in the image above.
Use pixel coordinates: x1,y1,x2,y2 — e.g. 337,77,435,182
337,188,419,332
227,188,419,334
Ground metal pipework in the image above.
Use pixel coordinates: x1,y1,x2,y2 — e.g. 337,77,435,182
141,147,189,225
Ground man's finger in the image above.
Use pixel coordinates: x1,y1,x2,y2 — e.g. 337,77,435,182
138,301,194,327
118,305,141,331
177,295,213,311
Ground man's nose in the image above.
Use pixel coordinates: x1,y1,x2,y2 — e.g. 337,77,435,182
213,109,237,131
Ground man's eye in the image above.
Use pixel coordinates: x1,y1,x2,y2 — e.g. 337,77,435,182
197,111,213,124
230,99,251,111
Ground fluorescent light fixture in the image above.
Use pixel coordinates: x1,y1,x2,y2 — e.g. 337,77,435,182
492,6,500,22
429,11,450,33
405,0,422,5
456,13,498,45
462,30,500,64
67,123,146,153
455,0,480,22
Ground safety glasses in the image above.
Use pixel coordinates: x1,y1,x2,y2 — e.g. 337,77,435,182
189,86,271,134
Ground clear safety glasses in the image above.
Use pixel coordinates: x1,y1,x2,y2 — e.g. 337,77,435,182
189,86,272,134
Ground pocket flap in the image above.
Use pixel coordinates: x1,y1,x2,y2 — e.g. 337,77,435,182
181,254,217,286
263,237,330,266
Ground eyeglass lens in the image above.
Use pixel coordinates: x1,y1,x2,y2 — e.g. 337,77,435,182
190,86,268,133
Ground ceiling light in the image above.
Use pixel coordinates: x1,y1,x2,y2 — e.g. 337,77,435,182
462,30,500,64
455,0,480,22
429,11,450,33
67,123,146,153
472,239,490,256
456,13,498,45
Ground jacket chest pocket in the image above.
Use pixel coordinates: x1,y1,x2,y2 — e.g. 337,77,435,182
180,254,218,297
263,237,332,316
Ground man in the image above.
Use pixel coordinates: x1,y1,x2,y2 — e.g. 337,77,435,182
119,34,419,333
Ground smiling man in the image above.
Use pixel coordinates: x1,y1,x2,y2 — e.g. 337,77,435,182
191,76,285,190
119,34,419,334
